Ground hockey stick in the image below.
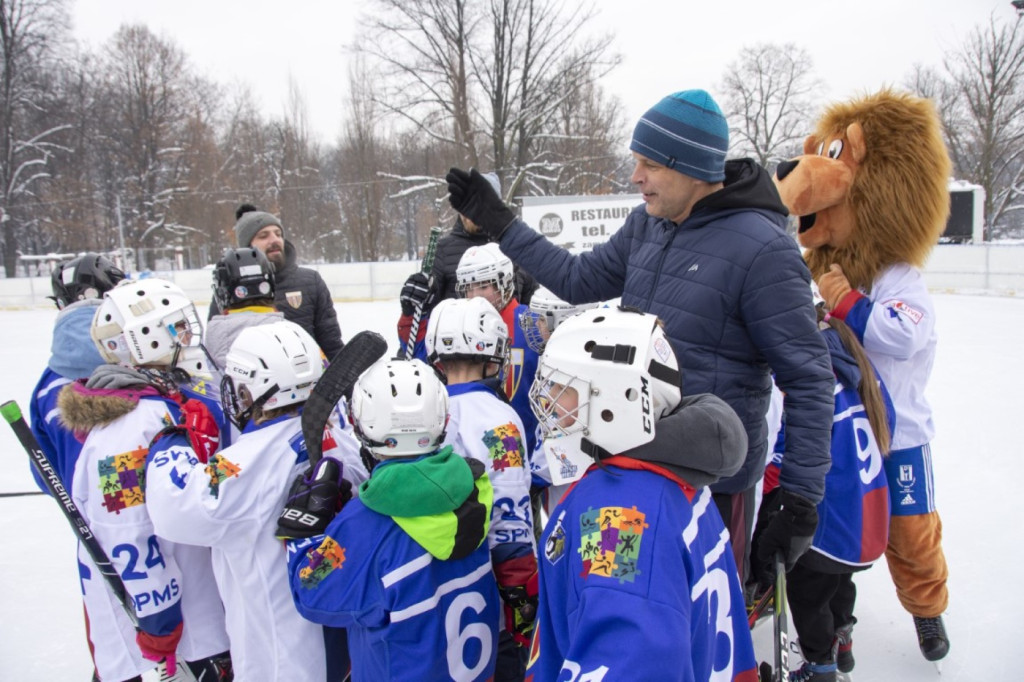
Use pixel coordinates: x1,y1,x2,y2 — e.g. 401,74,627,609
0,490,45,497
747,583,775,629
771,553,790,682
1,400,197,681
404,225,443,360
301,330,388,467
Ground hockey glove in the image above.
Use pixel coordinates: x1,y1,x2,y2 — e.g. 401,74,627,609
276,457,352,540
137,622,183,676
151,399,221,463
495,554,539,647
446,167,517,241
400,271,437,317
756,489,818,573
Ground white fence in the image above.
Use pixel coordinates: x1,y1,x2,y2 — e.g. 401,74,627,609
1,244,1022,308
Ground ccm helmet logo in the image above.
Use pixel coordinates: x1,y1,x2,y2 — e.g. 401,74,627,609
640,376,652,434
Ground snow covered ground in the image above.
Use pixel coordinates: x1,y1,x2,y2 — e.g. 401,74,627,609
0,295,1019,680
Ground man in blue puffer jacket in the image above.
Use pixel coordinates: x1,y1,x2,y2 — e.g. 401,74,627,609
445,88,834,585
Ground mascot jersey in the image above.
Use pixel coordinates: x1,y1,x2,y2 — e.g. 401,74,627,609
443,382,535,565
830,263,935,450
65,394,229,682
528,457,758,682
144,414,366,681
288,448,500,682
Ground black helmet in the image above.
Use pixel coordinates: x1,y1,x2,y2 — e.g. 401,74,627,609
212,247,276,311
49,253,126,310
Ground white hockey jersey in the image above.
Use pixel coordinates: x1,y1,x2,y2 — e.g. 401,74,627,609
838,263,936,450
442,382,535,562
69,396,230,682
145,412,364,681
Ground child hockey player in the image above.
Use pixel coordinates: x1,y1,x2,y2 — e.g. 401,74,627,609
29,253,134,681
57,278,231,681
455,244,539,441
205,246,283,370
527,306,757,681
145,320,366,681
284,357,500,682
425,297,537,681
757,305,894,682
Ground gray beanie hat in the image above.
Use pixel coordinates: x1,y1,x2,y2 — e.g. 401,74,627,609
234,211,283,247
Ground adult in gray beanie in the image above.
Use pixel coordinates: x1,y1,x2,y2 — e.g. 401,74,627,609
210,204,344,360
444,88,834,593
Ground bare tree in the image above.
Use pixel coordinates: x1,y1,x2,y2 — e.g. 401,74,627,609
940,12,1024,238
354,0,621,198
0,0,71,275
720,43,821,170
93,25,207,267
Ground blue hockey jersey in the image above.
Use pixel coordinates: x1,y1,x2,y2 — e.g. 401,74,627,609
528,456,759,682
289,448,501,682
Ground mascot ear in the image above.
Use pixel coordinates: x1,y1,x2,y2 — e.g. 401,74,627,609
846,123,866,163
803,134,818,155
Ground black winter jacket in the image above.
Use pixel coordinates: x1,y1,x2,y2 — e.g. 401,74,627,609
430,218,537,305
209,241,344,360
496,159,834,503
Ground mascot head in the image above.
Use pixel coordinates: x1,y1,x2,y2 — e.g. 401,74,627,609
774,89,951,292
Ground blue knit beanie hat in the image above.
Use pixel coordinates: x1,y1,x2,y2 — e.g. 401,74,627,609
630,89,729,183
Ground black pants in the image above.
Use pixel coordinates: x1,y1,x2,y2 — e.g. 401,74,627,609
494,629,527,682
786,560,857,663
713,487,756,584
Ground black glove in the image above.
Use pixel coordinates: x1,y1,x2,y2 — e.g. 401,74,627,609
755,489,818,572
446,167,517,240
400,271,437,317
276,458,352,540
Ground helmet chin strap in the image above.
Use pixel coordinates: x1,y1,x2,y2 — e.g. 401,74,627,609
581,436,614,462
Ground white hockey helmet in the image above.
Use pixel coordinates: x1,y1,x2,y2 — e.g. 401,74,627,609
521,286,599,352
91,278,207,373
455,243,515,310
425,297,510,374
529,306,682,484
348,358,449,459
221,320,324,427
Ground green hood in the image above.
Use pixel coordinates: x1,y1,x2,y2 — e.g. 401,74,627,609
359,446,493,560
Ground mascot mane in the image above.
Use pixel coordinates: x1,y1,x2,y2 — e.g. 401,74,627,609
804,89,951,291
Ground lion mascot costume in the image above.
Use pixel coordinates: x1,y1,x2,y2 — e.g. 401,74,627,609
774,89,952,666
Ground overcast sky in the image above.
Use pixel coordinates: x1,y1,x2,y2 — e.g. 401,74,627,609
72,0,1018,144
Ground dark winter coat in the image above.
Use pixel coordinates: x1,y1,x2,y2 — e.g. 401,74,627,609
497,158,834,502
430,217,538,305
209,241,344,360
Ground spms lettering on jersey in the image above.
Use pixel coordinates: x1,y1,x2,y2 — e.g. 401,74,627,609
99,446,149,514
299,536,347,589
577,506,648,584
131,578,180,613
482,422,525,471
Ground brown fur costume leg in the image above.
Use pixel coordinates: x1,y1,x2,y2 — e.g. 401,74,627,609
885,511,949,618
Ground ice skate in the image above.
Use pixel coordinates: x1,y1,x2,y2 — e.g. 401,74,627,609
913,615,949,662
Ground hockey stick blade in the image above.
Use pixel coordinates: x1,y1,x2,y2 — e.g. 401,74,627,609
302,330,388,467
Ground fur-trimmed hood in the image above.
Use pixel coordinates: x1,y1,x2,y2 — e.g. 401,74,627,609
57,379,164,435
